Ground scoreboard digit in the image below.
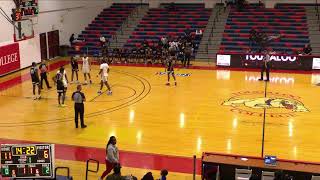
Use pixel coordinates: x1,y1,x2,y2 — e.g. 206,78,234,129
0,144,55,178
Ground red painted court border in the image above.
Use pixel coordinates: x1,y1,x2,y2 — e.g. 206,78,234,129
0,138,201,175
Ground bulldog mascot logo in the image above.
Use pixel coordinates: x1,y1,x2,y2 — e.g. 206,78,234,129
222,91,309,117
223,97,309,112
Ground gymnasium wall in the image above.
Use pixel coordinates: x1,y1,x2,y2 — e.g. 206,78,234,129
0,0,110,74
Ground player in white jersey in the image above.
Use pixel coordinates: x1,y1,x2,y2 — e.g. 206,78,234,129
97,59,112,95
82,55,92,84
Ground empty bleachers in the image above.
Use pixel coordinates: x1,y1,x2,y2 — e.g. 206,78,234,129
220,4,310,54
123,3,212,56
70,3,139,56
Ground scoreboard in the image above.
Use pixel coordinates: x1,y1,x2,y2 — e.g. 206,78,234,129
0,144,55,178
12,0,39,21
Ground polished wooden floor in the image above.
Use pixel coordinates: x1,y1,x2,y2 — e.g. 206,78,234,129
1,59,320,179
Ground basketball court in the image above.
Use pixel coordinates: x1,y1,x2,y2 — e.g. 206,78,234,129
0,59,320,179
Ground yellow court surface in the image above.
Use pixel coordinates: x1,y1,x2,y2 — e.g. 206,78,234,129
1,59,320,179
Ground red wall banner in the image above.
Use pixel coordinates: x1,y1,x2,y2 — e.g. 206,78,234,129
0,43,21,76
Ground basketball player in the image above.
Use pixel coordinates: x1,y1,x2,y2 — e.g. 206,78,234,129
70,56,79,83
82,55,92,84
259,49,273,82
30,62,41,100
54,67,68,106
165,56,177,86
98,59,112,95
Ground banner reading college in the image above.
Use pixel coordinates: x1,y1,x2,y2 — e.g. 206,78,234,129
0,43,20,76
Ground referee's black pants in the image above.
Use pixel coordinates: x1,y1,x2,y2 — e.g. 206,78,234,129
260,63,270,80
74,103,84,128
184,53,191,67
40,73,50,89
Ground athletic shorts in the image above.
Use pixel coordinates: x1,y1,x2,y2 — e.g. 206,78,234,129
82,67,90,74
32,78,40,85
32,81,40,85
57,86,65,93
101,76,108,83
167,70,174,74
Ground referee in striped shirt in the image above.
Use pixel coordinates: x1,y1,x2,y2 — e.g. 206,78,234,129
72,85,87,128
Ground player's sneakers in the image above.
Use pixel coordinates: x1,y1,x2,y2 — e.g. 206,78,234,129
83,81,88,85
166,82,170,86
33,95,37,100
76,80,80,84
89,80,93,84
61,104,67,107
174,82,177,86
107,91,112,95
97,90,102,94
70,81,74,84
37,95,41,100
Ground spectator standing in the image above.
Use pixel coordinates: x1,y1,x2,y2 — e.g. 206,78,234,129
303,44,312,55
69,34,75,46
100,36,106,48
39,59,52,89
100,136,119,180
184,40,192,68
161,36,167,47
72,84,87,128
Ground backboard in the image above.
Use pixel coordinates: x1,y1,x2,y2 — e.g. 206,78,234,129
14,19,34,42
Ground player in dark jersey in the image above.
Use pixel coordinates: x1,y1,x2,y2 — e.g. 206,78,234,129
53,67,67,107
30,62,41,100
165,56,177,86
70,56,79,83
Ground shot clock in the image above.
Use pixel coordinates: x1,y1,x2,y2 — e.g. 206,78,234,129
0,144,55,178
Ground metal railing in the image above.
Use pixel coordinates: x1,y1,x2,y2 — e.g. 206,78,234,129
85,159,100,180
54,167,71,179
316,0,320,30
206,5,225,54
193,155,196,180
111,5,141,46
